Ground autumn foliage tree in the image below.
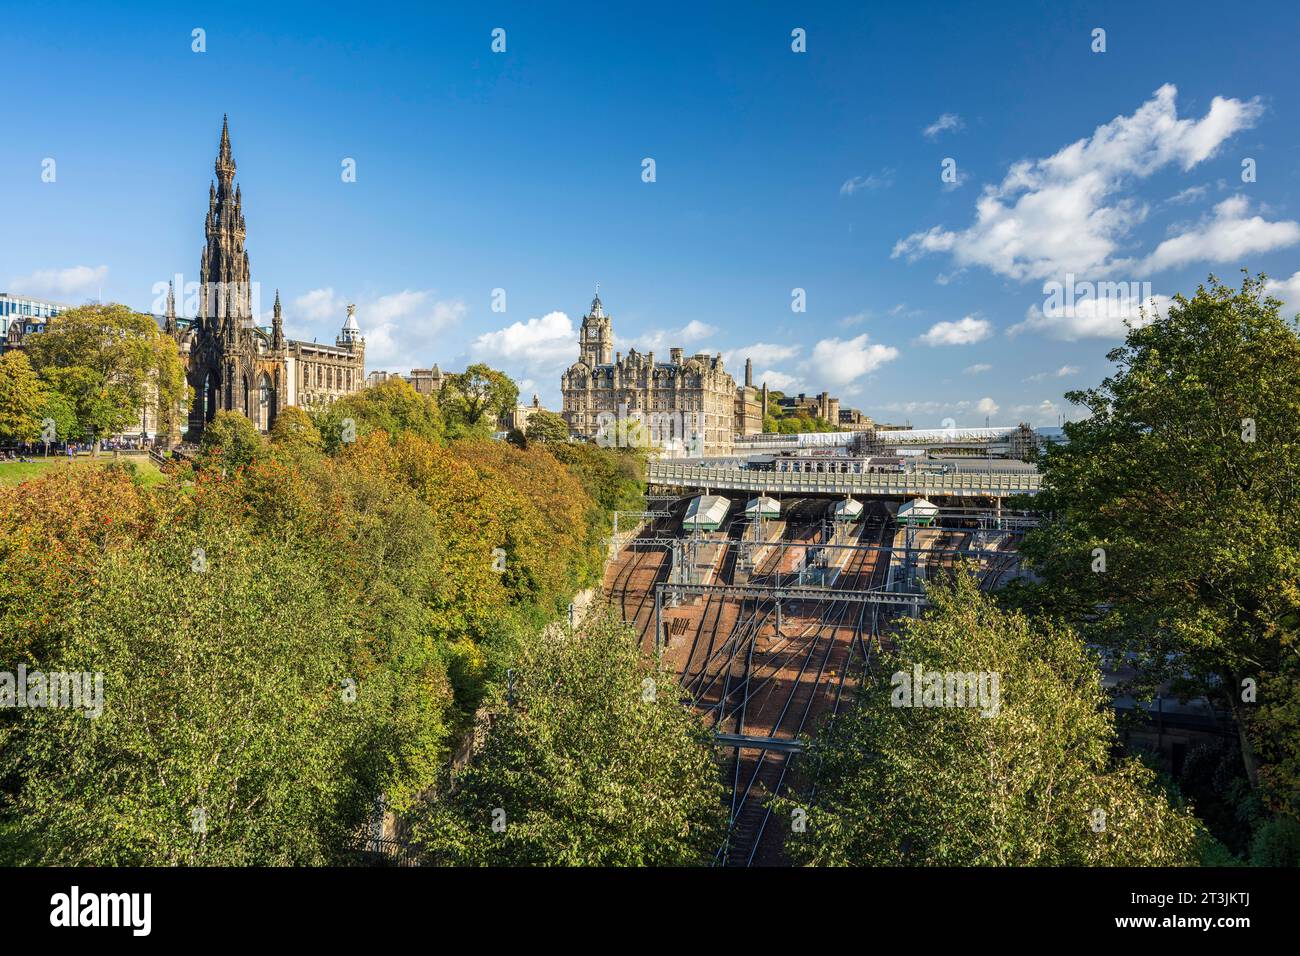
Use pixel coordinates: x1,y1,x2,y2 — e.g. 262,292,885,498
0,351,47,444
0,357,656,865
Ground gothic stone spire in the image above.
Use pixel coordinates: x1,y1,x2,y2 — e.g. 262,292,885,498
272,289,285,350
200,115,251,325
164,280,177,335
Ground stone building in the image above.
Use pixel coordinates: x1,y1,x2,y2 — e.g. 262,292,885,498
174,116,364,438
405,365,446,396
502,394,548,433
366,365,447,395
734,357,764,437
838,407,875,431
778,391,840,425
560,292,736,454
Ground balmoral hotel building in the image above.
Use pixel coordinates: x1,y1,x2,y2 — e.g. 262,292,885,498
560,292,742,455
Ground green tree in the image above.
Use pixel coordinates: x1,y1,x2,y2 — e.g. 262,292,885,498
24,304,187,450
0,350,46,443
314,377,443,452
412,605,726,865
198,410,267,472
0,460,456,863
268,405,322,452
785,569,1202,866
36,388,79,444
441,363,518,438
523,408,569,444
1250,815,1300,866
1010,274,1300,799
5,525,388,864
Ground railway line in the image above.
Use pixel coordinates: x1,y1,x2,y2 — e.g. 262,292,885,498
602,492,1012,866
716,504,893,866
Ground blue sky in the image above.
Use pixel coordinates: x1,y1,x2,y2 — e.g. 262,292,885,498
3,0,1299,424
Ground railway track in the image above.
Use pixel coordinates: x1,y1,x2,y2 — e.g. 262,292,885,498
718,503,894,866
678,499,823,703
607,495,996,866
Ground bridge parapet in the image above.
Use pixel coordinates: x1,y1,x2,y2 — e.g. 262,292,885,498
646,461,1041,497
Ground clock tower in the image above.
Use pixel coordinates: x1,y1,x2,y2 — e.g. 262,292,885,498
579,288,613,366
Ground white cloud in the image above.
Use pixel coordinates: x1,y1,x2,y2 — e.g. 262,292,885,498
291,287,466,368
1265,270,1300,316
918,315,992,346
624,319,717,353
722,342,801,368
923,113,964,140
802,333,899,389
756,369,801,392
1140,195,1300,273
875,399,977,423
840,169,894,196
1009,398,1085,426
362,293,466,368
963,363,992,374
1167,184,1208,205
1026,365,1081,382
8,264,109,298
893,85,1263,282
976,397,999,416
472,310,577,369
293,287,341,322
1010,291,1172,340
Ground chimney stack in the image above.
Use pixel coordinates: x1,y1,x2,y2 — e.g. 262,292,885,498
745,357,753,387
670,347,683,364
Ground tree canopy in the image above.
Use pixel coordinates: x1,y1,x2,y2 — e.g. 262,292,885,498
0,354,667,865
785,569,1203,866
0,351,46,443
523,408,569,444
411,605,725,865
198,409,268,473
1009,273,1300,813
440,363,518,438
23,303,187,446
312,376,443,452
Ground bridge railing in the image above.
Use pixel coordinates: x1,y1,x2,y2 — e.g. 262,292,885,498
646,461,1041,496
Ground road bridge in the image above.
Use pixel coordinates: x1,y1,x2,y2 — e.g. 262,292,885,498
647,460,1041,498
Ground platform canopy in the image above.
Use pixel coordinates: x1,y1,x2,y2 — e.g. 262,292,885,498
795,431,857,448
744,495,781,518
877,426,1017,444
897,497,940,526
683,494,731,531
832,497,863,522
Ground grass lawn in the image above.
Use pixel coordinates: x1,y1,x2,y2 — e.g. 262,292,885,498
0,454,165,488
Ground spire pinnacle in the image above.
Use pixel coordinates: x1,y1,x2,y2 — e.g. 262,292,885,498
215,114,236,182
164,280,177,335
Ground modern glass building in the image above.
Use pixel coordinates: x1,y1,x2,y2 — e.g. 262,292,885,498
0,293,74,343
